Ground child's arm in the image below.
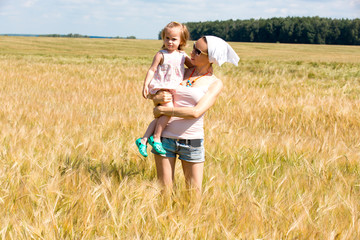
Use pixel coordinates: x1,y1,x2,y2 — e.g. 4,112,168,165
142,51,163,99
184,54,194,68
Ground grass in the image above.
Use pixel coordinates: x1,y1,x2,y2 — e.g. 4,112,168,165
0,36,359,239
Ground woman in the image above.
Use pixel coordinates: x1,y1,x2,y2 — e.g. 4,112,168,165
151,36,239,193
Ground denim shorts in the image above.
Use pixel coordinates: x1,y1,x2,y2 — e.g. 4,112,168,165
151,137,205,163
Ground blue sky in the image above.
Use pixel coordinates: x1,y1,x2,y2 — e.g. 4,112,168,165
1,0,359,39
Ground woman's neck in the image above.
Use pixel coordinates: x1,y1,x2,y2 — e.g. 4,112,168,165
193,65,211,76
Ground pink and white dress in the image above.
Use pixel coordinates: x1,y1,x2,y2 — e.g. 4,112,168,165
148,50,186,94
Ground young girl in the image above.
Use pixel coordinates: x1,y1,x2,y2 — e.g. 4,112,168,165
135,21,193,157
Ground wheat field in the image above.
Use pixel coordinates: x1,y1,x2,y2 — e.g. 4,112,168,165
0,36,359,239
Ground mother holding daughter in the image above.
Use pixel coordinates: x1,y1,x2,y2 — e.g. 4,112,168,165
136,22,239,193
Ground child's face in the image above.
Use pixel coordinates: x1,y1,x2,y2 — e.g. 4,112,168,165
163,27,182,52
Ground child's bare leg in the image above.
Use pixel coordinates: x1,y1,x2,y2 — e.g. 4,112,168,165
141,119,157,145
152,116,170,142
152,101,173,142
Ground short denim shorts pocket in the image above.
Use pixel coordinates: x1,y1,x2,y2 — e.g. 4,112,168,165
178,139,204,163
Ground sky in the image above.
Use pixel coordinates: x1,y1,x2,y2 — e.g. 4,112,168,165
0,0,359,39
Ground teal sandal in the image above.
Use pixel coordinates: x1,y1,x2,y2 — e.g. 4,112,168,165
148,136,166,155
135,138,148,157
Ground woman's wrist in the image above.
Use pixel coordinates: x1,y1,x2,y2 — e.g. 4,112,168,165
159,106,167,115
159,106,173,116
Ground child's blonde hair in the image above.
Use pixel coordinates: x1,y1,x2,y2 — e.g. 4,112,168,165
161,21,190,51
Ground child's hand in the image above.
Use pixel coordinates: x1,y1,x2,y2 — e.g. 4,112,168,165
142,85,149,99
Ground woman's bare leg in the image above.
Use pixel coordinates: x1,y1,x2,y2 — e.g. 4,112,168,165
154,154,176,192
181,161,204,194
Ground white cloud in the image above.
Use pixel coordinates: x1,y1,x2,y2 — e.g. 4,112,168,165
265,8,278,14
23,0,38,7
60,0,100,4
350,0,360,10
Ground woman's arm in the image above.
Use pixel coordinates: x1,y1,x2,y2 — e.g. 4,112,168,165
153,78,223,118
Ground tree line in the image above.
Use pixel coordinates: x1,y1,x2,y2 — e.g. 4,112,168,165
44,33,136,39
1,33,136,39
183,17,360,45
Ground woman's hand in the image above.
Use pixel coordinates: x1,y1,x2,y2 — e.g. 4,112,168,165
152,90,172,105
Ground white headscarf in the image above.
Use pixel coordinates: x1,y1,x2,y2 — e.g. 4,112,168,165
205,36,240,66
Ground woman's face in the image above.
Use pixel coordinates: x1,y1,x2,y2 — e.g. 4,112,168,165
190,38,209,66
